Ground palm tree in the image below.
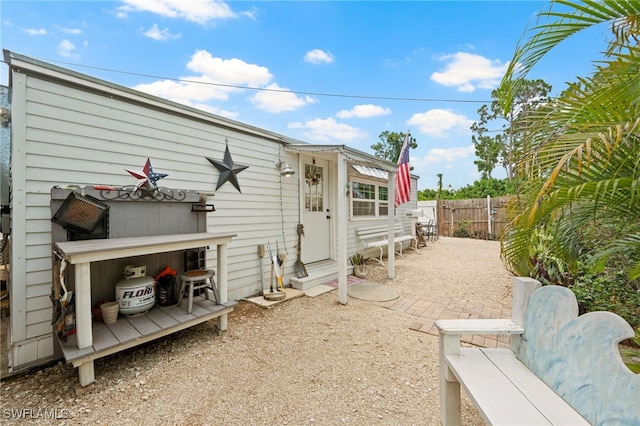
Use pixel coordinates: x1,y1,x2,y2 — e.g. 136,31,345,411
498,1,640,280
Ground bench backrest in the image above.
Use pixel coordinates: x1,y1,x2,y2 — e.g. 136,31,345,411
356,224,407,240
517,285,640,425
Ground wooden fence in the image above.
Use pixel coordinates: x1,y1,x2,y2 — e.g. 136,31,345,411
437,196,512,238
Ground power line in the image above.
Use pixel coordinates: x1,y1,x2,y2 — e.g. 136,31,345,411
4,56,492,104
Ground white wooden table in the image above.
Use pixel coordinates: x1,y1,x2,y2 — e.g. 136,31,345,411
54,232,235,386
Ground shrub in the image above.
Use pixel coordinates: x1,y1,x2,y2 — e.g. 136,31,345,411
453,220,471,238
527,227,573,287
472,230,498,241
570,269,640,329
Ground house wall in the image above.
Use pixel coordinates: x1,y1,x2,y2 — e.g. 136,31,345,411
6,56,300,371
344,171,419,259
6,52,418,372
1,86,9,236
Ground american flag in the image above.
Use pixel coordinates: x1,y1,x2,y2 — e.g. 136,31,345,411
394,133,411,208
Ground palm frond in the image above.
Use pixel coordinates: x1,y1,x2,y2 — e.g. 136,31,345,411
501,0,640,112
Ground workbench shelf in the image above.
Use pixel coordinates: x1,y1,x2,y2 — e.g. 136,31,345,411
60,299,237,366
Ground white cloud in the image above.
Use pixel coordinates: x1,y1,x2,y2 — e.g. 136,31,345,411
143,23,181,40
411,145,477,187
118,0,238,24
251,83,316,113
134,76,238,102
133,49,315,116
58,39,77,58
336,104,391,119
288,117,366,142
133,78,242,117
187,50,272,86
23,28,47,36
431,52,508,92
407,108,473,138
304,49,334,64
57,26,82,35
416,145,475,165
133,50,272,104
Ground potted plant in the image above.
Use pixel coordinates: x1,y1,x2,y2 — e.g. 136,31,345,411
349,252,367,278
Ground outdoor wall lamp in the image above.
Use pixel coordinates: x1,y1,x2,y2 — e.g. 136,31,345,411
275,160,295,177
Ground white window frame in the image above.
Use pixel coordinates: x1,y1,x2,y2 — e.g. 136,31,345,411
349,178,390,220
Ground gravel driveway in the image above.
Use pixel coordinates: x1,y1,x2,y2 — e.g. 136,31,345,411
1,237,513,425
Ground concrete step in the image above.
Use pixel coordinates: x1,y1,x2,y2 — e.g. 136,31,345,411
289,260,349,291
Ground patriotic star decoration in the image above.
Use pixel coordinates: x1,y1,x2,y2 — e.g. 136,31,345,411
125,158,168,190
206,142,249,193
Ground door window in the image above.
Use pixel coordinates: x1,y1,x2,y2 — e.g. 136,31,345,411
305,162,324,212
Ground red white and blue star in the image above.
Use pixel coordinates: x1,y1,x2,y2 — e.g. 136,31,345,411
125,158,168,190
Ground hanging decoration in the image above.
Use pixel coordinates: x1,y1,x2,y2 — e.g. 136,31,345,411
125,158,168,190
306,158,321,186
206,140,249,192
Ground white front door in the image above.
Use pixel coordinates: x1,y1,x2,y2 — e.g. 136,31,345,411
302,158,331,263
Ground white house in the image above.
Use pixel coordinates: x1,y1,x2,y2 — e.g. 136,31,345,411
0,50,419,381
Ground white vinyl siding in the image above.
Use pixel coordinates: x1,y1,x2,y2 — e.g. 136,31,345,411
8,60,300,367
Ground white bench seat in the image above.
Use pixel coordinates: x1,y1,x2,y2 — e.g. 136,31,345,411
441,345,588,425
356,224,418,265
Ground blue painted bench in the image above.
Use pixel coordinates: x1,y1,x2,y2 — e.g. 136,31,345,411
436,277,640,425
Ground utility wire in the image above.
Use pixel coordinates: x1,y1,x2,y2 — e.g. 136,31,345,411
2,57,492,104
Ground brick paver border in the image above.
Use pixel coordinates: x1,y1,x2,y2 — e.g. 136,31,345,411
380,292,512,349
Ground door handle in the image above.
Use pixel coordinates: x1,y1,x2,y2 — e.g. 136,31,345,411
326,208,330,219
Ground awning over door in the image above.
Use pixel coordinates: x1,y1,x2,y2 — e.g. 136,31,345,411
351,164,389,180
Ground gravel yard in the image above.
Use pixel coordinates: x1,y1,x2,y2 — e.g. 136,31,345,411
1,237,513,425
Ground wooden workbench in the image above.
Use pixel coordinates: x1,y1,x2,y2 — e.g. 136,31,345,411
54,232,235,386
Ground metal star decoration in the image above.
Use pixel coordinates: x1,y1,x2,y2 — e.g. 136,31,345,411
206,142,249,192
125,158,168,190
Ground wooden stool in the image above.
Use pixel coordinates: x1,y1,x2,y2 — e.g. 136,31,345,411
176,269,218,314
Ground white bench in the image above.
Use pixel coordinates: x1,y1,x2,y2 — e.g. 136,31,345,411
436,277,640,425
356,223,418,266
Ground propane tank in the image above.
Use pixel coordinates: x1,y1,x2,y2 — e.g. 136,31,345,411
115,265,155,316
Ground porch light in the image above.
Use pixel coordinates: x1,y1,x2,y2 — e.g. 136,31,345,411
275,160,295,177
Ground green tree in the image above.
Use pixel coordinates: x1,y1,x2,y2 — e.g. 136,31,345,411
471,80,552,180
418,188,457,200
498,1,640,283
418,189,438,200
371,131,417,166
471,105,505,179
456,178,516,199
418,178,515,200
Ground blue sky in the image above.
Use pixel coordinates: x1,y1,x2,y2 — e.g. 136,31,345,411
1,1,607,190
